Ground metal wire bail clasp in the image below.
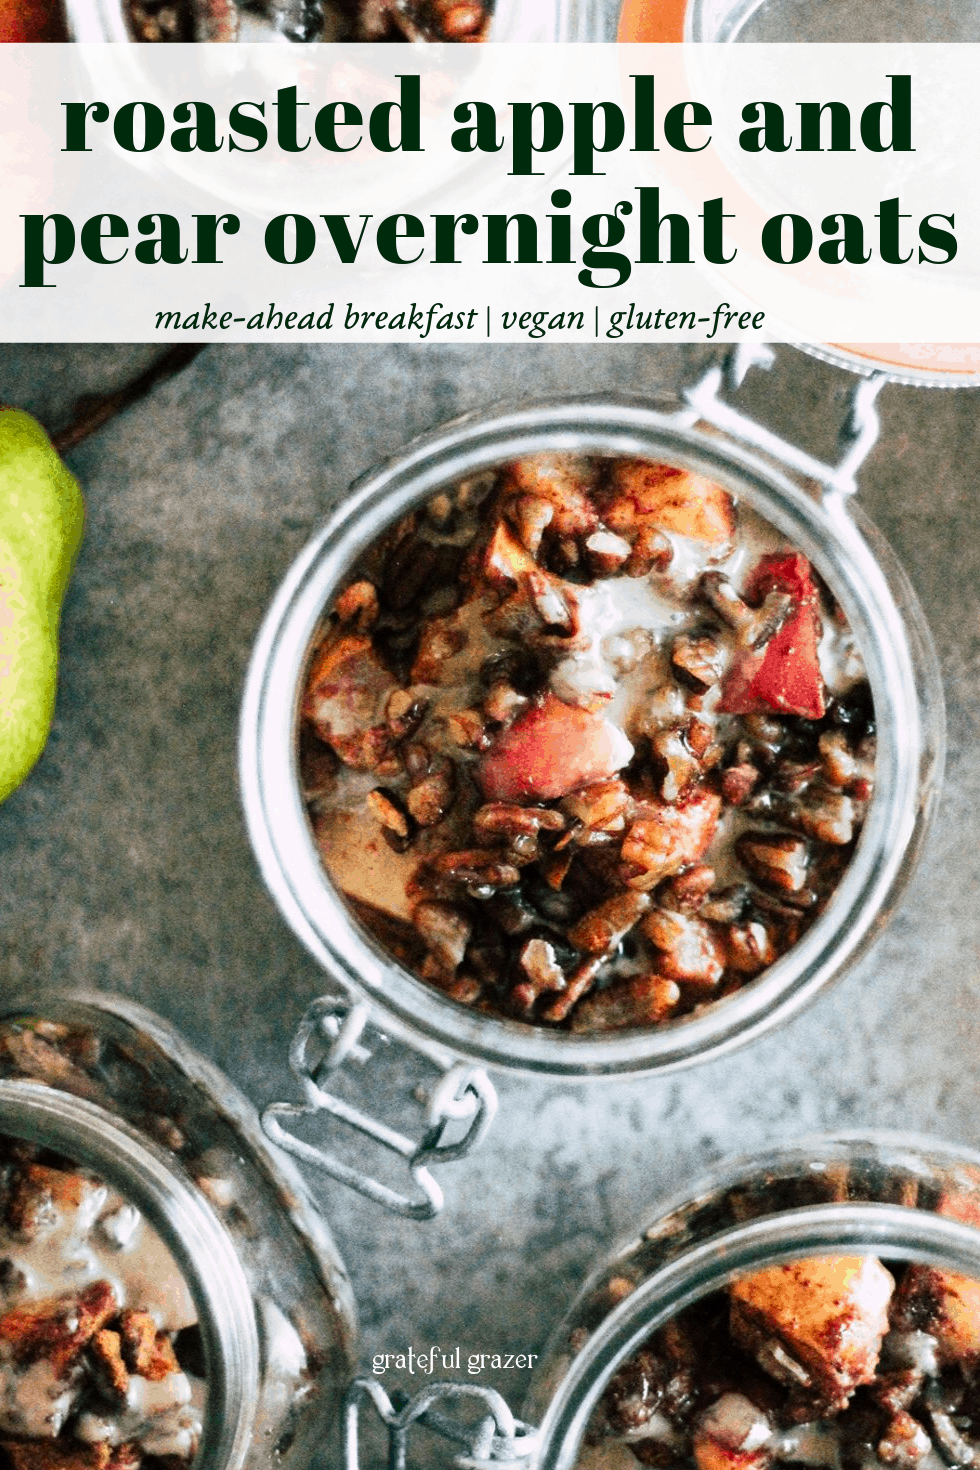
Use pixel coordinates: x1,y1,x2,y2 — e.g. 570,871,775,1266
681,344,888,503
261,994,498,1219
343,1378,540,1470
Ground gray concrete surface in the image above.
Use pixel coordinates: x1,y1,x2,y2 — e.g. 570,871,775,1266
2,344,980,1465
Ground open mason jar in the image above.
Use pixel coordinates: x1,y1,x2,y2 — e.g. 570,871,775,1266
522,1135,980,1470
0,992,357,1470
238,351,943,1208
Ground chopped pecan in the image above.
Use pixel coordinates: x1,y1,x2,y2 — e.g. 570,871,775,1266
568,891,651,955
412,902,472,973
723,921,777,976
625,524,672,577
511,938,566,1013
818,729,860,788
652,728,701,804
721,763,759,807
410,615,468,684
428,850,520,890
525,570,574,633
641,910,724,991
335,580,379,630
482,682,530,727
406,759,456,828
484,519,536,587
699,886,749,924
798,788,857,846
447,708,490,750
621,788,722,891
659,865,715,913
505,454,599,538
671,632,724,693
737,832,809,893
570,973,681,1032
561,780,631,840
425,492,455,530
473,803,565,842
540,957,604,1022
117,1310,178,1381
540,850,574,890
367,787,411,840
385,688,428,740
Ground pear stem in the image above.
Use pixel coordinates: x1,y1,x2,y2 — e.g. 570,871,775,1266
53,346,208,455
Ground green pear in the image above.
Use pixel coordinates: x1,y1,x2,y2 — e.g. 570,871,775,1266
0,408,84,803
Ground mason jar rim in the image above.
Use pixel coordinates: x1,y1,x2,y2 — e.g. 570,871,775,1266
533,1130,980,1470
0,1078,260,1470
239,391,943,1078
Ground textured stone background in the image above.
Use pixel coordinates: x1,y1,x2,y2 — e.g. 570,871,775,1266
2,344,980,1465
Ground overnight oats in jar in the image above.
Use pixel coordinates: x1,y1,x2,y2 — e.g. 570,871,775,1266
301,455,874,1035
0,1135,204,1468
526,1138,980,1470
240,390,942,1078
0,994,357,1470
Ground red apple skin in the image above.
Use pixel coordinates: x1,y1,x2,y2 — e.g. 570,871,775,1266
477,694,634,803
718,552,826,720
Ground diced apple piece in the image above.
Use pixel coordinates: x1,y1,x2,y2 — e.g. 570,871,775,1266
729,1257,894,1406
602,463,736,545
302,634,399,769
693,1394,773,1470
477,693,634,802
718,553,826,720
621,788,722,891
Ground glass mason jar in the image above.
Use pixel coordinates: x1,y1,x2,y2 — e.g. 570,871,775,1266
0,990,357,1470
63,0,604,42
239,359,944,1102
524,1134,980,1470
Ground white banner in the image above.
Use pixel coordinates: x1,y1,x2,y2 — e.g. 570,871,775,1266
1,42,978,345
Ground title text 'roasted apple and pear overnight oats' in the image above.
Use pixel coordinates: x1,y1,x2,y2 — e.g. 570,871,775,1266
300,456,875,1035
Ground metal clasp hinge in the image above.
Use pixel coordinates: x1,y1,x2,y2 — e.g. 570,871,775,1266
261,994,497,1220
343,1378,539,1470
681,344,888,503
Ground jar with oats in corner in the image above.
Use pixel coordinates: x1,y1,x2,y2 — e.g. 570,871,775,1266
0,991,357,1470
238,360,944,1218
522,1134,980,1470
